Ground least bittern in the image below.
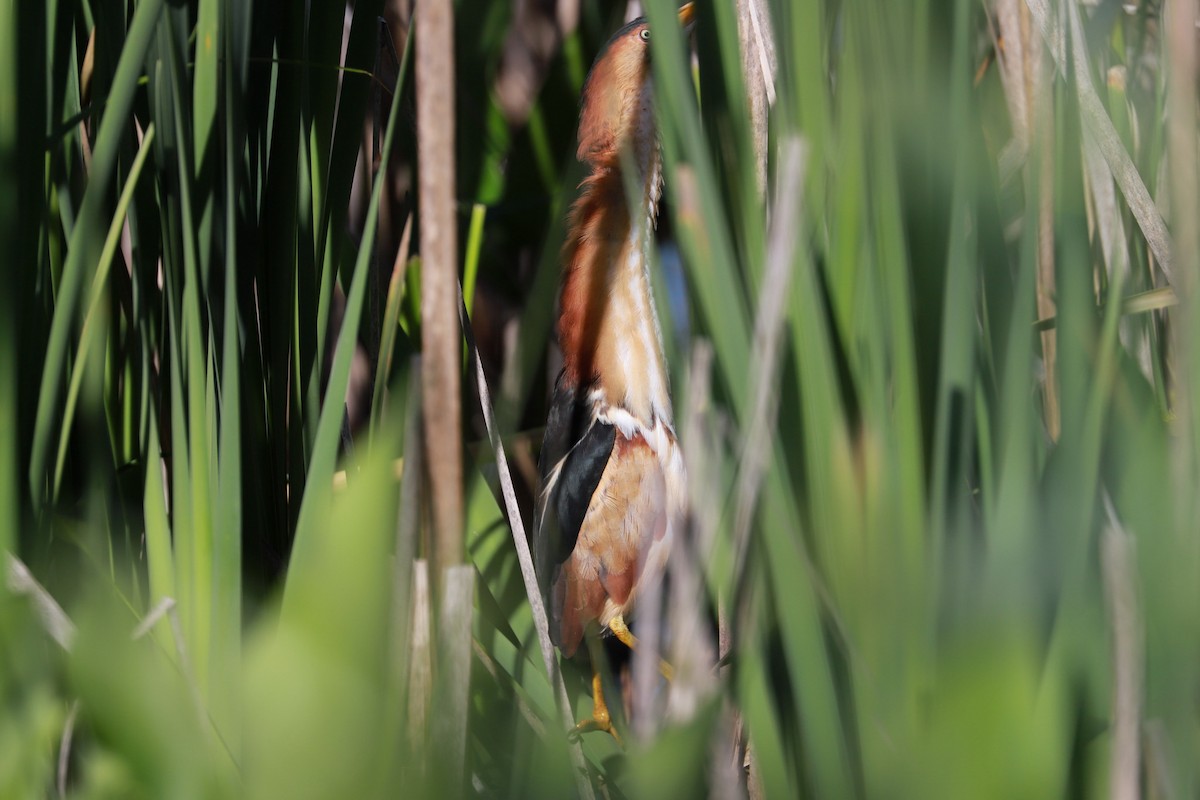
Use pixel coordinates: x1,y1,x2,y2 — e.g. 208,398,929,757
533,4,695,742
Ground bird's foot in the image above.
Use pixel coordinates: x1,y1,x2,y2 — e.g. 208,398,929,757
570,671,624,747
570,711,623,747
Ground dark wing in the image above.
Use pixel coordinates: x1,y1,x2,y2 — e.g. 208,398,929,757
551,422,615,561
534,376,587,520
533,372,615,640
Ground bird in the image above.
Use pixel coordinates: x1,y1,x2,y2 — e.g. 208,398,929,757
533,3,694,742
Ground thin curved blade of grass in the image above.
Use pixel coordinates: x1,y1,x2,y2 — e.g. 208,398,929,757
927,0,980,562
192,0,219,290
143,406,177,656
1022,0,1175,282
30,0,165,506
192,0,218,172
459,290,595,800
311,3,399,451
1032,286,1179,332
209,0,251,744
156,10,217,703
6,553,77,651
689,0,766,291
318,12,403,273
52,124,156,500
462,203,487,317
982,187,1041,578
775,0,831,221
370,215,414,440
282,24,408,615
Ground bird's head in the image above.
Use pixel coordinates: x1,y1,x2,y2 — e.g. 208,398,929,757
576,3,695,168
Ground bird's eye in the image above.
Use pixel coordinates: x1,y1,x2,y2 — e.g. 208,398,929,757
640,28,651,42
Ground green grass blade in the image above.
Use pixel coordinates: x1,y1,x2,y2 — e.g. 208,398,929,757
29,0,165,507
52,124,156,500
282,29,408,613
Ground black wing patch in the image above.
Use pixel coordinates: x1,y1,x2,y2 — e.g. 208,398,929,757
533,373,615,581
536,376,589,505
551,420,615,562
532,372,617,648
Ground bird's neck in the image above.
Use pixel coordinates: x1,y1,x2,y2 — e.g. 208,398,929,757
558,151,671,426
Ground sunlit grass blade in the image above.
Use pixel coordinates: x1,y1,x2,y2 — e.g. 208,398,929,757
1,0,28,555
29,0,165,507
52,124,156,500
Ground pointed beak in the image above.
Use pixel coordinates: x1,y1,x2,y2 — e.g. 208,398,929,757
678,3,696,32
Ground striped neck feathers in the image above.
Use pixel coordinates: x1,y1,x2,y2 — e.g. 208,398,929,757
558,150,671,426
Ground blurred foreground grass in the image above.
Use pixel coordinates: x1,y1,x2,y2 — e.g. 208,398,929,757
2,0,1199,797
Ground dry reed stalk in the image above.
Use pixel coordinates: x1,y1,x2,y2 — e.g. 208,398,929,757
1023,0,1175,282
1166,0,1200,459
390,359,424,731
432,564,475,791
6,553,76,651
406,559,433,768
416,0,464,573
735,0,776,195
1101,495,1143,800
996,0,1059,439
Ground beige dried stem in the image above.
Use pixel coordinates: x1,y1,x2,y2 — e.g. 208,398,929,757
432,565,475,790
680,342,747,798
1101,493,1143,800
1023,0,1176,282
57,701,80,798
724,139,806,800
736,0,777,195
390,358,424,741
416,0,464,573
6,553,76,651
1080,75,1145,371
406,559,433,774
1166,0,1200,464
732,138,806,579
724,3,781,792
995,0,1059,440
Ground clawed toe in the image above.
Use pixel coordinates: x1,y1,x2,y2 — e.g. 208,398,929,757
571,671,624,747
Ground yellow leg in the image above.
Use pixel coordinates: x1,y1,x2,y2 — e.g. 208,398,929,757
572,670,623,746
608,614,674,681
